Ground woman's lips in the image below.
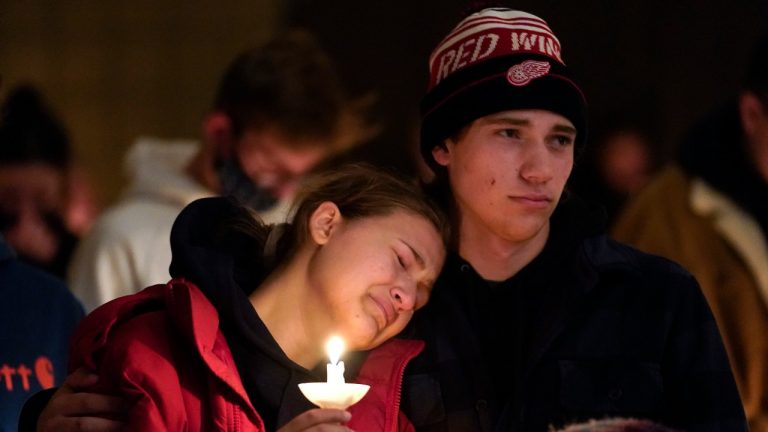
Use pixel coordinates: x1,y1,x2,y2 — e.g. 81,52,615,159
370,295,396,328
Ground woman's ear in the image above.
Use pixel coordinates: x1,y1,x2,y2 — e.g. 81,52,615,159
308,201,342,245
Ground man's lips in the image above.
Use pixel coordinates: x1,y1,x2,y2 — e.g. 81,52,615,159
508,193,552,208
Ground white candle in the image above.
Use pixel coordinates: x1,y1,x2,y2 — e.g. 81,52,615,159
325,336,345,385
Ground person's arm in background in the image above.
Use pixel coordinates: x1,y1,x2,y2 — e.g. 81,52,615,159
19,368,128,432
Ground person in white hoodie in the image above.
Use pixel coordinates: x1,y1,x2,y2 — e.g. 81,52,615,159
69,29,372,311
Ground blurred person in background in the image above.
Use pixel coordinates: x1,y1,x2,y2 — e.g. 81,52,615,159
570,117,659,226
0,84,89,279
614,34,768,431
0,233,84,431
68,28,375,312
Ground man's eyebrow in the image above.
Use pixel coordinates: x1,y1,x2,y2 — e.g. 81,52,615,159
483,116,577,135
483,116,530,126
553,124,577,135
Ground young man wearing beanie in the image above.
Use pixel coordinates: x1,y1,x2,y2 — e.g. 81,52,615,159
400,7,746,432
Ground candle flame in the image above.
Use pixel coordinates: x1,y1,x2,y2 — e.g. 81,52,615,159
326,336,344,365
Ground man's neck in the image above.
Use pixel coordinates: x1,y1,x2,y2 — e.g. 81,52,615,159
185,145,220,192
457,219,549,282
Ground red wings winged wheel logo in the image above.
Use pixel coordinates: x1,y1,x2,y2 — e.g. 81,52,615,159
507,60,551,86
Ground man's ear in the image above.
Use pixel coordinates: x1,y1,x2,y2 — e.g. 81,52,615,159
308,201,342,246
431,141,453,167
203,112,235,159
739,92,765,140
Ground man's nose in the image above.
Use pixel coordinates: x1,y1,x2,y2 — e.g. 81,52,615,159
519,141,554,184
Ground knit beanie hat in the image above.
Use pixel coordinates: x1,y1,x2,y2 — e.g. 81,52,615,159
420,8,587,170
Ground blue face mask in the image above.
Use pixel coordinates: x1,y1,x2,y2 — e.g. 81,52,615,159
216,158,278,211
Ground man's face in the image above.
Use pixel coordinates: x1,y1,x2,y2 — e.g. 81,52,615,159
598,130,652,195
0,162,66,263
743,93,768,183
432,109,576,245
235,127,330,199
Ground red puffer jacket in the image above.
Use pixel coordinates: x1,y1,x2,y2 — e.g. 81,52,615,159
68,278,423,431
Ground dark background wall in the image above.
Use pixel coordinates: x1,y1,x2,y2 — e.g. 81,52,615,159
1,1,765,204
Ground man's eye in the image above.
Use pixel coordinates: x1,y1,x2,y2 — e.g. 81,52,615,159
553,135,574,146
397,255,406,268
498,129,520,139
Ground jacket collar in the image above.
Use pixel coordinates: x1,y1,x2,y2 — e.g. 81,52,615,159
69,280,264,428
0,235,15,262
691,177,768,311
349,338,424,432
163,278,263,426
678,101,768,235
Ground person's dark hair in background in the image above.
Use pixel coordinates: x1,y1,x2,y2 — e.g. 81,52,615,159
213,29,370,147
208,28,375,212
0,84,78,278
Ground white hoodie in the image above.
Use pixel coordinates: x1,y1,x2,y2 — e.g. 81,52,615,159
68,137,291,311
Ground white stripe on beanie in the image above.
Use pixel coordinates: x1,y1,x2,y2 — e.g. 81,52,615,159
428,9,563,88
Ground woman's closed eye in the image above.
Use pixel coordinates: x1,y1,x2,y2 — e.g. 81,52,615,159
394,249,410,270
395,244,421,272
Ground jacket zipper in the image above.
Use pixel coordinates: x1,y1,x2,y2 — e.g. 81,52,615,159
387,343,422,432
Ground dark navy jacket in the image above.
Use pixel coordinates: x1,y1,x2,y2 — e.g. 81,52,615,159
401,195,746,432
0,236,83,432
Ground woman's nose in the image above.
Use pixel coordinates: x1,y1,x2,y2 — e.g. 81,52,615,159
390,284,417,312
